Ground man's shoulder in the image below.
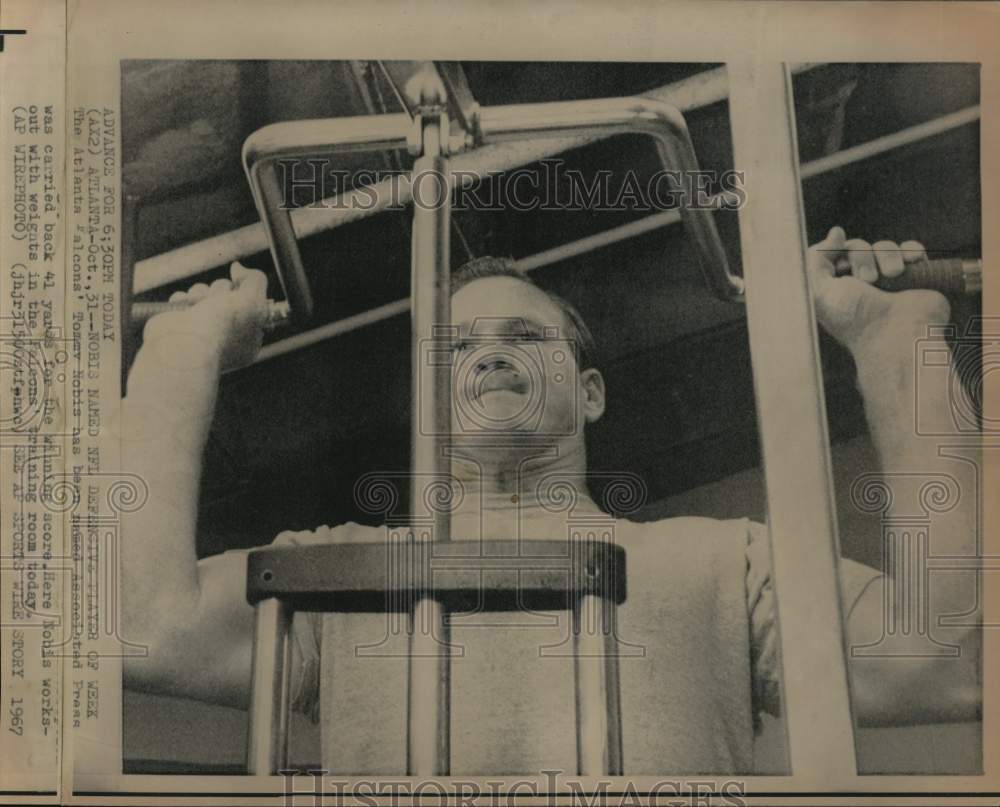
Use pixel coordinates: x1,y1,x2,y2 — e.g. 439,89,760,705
613,514,760,576
272,515,758,543
617,514,755,546
271,521,386,546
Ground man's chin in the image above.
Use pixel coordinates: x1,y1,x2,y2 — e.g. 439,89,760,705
449,390,570,438
453,402,535,436
476,388,525,405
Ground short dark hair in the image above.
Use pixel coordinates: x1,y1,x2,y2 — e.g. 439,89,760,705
451,256,599,371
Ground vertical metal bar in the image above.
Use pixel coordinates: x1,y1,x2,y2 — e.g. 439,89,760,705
406,116,452,777
246,599,293,775
727,61,857,778
573,594,623,775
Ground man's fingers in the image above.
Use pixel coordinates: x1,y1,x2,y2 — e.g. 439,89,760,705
237,268,267,297
231,262,267,292
209,278,233,294
808,226,847,282
845,238,878,284
825,225,847,250
168,291,187,303
900,240,927,264
188,282,210,301
873,240,905,278
818,225,847,267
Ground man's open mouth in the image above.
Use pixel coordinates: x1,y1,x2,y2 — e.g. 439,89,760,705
469,368,528,400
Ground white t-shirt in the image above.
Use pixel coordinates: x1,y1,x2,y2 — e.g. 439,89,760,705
272,509,880,775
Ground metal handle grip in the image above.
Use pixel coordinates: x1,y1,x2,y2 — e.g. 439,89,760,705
130,299,292,331
833,256,981,296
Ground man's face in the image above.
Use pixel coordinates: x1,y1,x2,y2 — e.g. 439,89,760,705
447,276,604,439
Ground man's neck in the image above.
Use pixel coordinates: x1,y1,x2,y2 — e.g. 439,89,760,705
447,438,600,519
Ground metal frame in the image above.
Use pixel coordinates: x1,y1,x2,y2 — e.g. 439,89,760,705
240,95,743,327
154,62,981,778
132,63,823,296
242,101,979,365
241,94,735,777
405,106,453,777
126,100,981,349
126,100,980,365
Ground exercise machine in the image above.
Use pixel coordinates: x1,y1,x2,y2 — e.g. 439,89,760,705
124,61,983,779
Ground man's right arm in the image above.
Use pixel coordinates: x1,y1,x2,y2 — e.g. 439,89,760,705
121,264,268,709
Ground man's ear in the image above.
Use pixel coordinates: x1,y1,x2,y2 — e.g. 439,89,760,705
580,368,606,423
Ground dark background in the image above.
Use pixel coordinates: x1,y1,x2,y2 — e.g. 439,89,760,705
121,61,982,773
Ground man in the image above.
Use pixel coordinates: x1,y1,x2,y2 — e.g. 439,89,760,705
122,227,980,774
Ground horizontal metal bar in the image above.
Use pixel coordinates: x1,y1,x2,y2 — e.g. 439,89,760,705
132,299,291,331
255,298,410,362
133,63,823,294
832,256,981,296
242,113,412,167
245,540,628,612
522,103,983,275
518,209,683,273
249,103,980,365
799,104,980,180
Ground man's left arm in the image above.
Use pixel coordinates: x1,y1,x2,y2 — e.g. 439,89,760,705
809,227,981,727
